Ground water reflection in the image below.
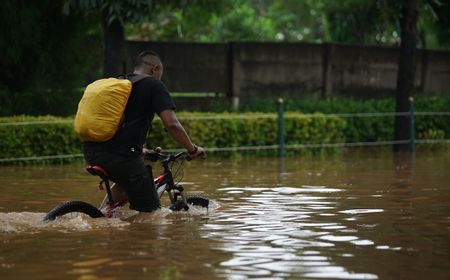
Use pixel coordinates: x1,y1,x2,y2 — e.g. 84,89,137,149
393,151,415,178
202,183,385,279
0,149,449,280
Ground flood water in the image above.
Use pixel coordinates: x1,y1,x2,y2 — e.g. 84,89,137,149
0,148,449,280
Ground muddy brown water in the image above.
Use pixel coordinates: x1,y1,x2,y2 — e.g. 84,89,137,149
0,149,449,280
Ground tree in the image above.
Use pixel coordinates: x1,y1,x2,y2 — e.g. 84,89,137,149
121,0,450,49
63,0,158,77
0,0,102,116
394,0,419,151
63,0,229,76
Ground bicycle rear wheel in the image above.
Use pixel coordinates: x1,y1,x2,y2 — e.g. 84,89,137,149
169,194,210,211
43,201,104,221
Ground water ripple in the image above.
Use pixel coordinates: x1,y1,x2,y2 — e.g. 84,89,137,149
339,209,384,214
204,184,384,279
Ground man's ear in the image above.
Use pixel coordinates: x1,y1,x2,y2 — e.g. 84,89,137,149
149,65,158,75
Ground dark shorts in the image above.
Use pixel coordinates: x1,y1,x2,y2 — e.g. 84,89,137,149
83,146,160,212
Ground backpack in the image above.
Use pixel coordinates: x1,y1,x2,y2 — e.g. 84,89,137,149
74,75,148,142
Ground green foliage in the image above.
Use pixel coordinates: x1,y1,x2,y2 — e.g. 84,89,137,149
63,0,156,25
0,116,80,164
266,0,324,42
0,0,102,116
4,0,450,118
206,1,275,41
124,0,450,48
209,94,449,114
0,89,83,117
415,95,449,149
208,94,450,143
66,0,227,24
0,113,346,163
127,0,279,42
126,0,236,41
1,98,448,164
147,112,345,157
417,0,450,48
65,0,230,37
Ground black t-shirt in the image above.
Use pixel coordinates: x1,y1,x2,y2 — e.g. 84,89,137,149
83,74,176,156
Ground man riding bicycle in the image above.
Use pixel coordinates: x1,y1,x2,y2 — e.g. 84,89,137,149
82,51,205,221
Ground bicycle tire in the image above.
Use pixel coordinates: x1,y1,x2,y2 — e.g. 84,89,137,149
43,200,105,221
169,194,210,211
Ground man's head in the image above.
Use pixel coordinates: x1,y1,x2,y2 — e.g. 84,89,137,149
134,51,163,80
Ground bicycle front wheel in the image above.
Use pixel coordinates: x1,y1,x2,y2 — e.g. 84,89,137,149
186,195,210,208
43,201,104,221
169,194,210,211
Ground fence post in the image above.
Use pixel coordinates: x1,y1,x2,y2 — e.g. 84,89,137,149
409,96,416,153
277,98,285,158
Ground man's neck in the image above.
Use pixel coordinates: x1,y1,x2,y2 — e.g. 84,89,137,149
134,70,146,75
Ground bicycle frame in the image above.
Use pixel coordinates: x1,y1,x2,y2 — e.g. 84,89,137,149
43,151,206,221
103,151,189,217
154,152,189,209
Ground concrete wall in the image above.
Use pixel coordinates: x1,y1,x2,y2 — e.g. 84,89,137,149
425,50,450,93
232,42,324,98
125,41,450,98
127,41,230,93
331,45,400,96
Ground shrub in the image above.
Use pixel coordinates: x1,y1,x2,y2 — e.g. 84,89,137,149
148,112,346,156
209,95,450,143
0,113,346,164
0,116,80,164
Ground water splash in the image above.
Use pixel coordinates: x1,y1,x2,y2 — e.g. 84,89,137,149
0,199,219,233
0,212,129,234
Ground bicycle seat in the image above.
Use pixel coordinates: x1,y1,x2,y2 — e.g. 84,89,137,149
86,165,109,181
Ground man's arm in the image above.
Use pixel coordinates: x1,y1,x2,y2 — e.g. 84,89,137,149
158,109,205,158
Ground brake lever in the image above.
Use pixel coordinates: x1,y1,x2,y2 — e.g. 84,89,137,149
144,146,168,162
144,152,159,162
186,152,206,161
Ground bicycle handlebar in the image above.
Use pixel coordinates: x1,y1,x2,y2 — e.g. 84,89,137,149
144,150,188,163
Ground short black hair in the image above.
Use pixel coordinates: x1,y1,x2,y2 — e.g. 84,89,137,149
134,51,162,69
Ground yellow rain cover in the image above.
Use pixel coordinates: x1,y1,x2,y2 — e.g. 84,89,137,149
74,78,132,142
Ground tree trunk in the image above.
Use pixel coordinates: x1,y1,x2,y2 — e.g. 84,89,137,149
102,16,125,77
394,0,418,152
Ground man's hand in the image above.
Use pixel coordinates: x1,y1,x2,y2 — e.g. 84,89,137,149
142,148,151,155
142,147,159,162
188,145,206,160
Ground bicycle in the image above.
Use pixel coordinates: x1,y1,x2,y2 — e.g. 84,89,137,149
43,149,210,221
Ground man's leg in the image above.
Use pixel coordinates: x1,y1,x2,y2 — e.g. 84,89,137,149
98,183,128,210
83,148,160,216
121,160,161,212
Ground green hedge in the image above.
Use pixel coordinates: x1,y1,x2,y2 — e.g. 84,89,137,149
148,112,346,156
209,95,450,143
1,106,447,164
209,94,450,114
0,116,80,163
0,113,346,163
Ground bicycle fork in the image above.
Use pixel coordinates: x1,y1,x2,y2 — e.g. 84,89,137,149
155,168,189,211
166,184,189,211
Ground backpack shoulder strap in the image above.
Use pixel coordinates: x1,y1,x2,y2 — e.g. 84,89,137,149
128,74,152,84
119,74,152,129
